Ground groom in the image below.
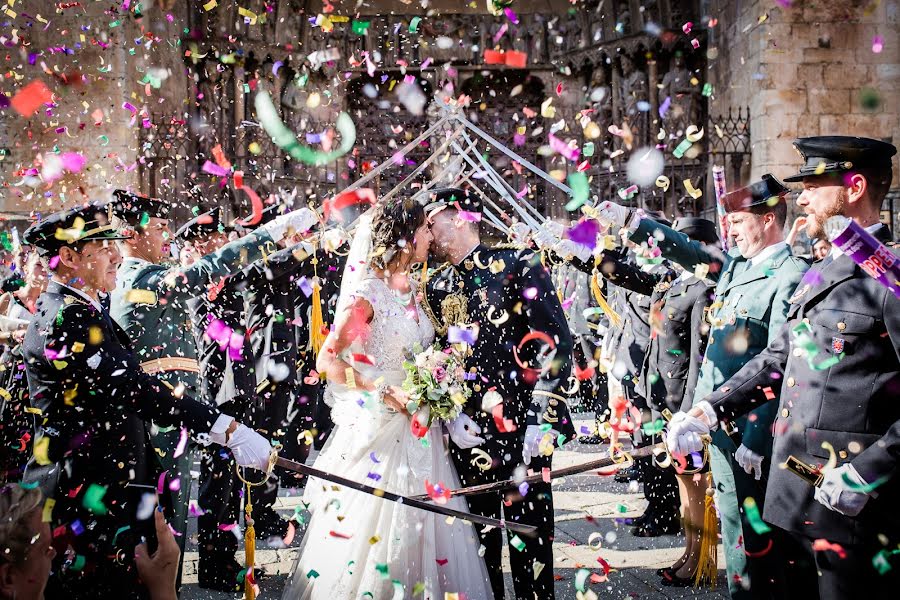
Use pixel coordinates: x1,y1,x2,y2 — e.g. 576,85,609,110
423,188,575,599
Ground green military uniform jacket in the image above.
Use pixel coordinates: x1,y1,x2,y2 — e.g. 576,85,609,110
109,229,275,394
631,218,809,456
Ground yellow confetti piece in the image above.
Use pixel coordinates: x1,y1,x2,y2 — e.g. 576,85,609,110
25,406,42,415
368,535,381,545
33,437,51,466
0,388,10,401
52,360,68,370
814,161,827,175
489,259,506,274
63,386,78,405
683,178,703,199
694,263,710,280
655,175,670,191
444,516,456,526
88,326,103,345
72,342,85,353
42,498,55,523
470,448,493,471
237,7,257,24
345,368,356,389
540,97,555,118
125,289,157,305
685,125,704,142
534,560,546,579
203,0,217,10
445,593,460,600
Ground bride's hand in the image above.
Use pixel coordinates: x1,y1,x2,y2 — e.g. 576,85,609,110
382,386,410,414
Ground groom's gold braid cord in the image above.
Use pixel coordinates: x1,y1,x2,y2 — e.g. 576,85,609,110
420,262,452,335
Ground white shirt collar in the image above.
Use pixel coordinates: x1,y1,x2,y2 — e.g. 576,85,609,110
829,223,884,259
747,241,788,268
54,279,104,313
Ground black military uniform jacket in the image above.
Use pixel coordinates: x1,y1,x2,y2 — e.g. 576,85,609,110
639,274,713,413
23,281,218,543
706,227,900,545
425,244,574,483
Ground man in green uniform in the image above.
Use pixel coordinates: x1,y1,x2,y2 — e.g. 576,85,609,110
594,176,810,597
107,190,318,566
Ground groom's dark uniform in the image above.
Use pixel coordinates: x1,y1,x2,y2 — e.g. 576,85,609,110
424,190,574,600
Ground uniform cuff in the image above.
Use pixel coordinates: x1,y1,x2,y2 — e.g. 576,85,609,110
696,401,719,430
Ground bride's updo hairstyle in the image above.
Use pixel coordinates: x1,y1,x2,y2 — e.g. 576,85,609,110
369,197,425,271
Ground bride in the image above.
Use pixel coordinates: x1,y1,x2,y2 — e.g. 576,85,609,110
282,198,493,599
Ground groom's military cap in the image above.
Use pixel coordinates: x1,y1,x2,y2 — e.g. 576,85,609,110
720,174,789,214
421,187,481,217
783,136,897,182
23,200,130,256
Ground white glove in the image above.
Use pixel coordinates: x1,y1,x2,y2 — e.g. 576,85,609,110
226,424,275,472
735,444,765,480
447,414,486,449
262,207,318,242
595,200,630,228
532,227,558,250
665,409,711,457
523,425,558,465
814,463,871,517
553,239,592,262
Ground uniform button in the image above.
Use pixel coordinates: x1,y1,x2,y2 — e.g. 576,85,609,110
838,450,848,459
787,377,796,387
781,408,790,418
837,322,846,332
708,336,714,345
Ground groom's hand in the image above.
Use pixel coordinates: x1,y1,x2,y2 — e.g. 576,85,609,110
447,414,485,449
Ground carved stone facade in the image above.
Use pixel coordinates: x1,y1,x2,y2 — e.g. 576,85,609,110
0,0,895,231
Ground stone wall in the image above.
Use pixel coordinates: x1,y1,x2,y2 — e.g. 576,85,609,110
0,1,194,215
709,0,899,188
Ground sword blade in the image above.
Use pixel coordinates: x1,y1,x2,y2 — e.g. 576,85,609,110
274,456,538,535
407,444,663,502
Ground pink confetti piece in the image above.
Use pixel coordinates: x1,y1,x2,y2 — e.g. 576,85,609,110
548,134,580,162
516,185,528,199
202,160,230,177
172,428,188,459
504,7,519,24
872,35,884,53
493,23,508,44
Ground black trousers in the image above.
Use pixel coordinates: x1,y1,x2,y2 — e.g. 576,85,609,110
462,455,556,600
789,531,900,600
198,446,242,563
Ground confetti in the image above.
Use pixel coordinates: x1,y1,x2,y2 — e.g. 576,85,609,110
11,80,52,117
742,496,771,535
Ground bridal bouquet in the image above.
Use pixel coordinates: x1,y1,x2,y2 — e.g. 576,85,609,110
402,343,472,437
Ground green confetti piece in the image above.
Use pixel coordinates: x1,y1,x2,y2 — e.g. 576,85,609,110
139,211,151,227
575,567,591,592
583,142,595,157
409,16,421,32
306,569,319,579
375,563,390,578
702,83,714,97
812,353,843,371
673,138,693,159
237,567,247,583
82,483,108,515
539,423,552,432
666,349,683,356
413,581,426,595
742,496,770,535
0,232,12,251
140,73,163,89
70,554,86,571
565,171,589,211
556,433,567,447
841,471,889,494
352,20,371,35
641,419,666,436
109,20,121,28
616,504,628,513
872,549,898,575
510,535,526,552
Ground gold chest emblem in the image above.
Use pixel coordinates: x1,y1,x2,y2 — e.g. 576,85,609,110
441,293,469,328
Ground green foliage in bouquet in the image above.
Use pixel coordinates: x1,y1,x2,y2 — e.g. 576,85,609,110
401,342,472,424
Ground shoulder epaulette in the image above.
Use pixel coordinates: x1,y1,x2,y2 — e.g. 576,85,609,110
494,242,528,251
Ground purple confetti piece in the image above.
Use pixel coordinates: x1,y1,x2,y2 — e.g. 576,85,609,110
448,326,478,345
518,482,529,497
800,269,824,287
566,219,600,250
297,276,314,298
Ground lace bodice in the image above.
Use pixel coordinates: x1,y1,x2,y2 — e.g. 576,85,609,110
353,276,434,379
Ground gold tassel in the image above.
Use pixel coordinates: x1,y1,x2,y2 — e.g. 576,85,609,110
309,258,326,357
244,484,256,600
694,473,720,588
590,272,621,328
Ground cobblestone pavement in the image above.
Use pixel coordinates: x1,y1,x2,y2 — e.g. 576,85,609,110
181,414,728,599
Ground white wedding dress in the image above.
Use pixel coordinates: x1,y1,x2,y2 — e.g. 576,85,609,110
282,275,493,600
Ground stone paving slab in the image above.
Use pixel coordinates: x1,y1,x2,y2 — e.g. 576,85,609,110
181,414,728,599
